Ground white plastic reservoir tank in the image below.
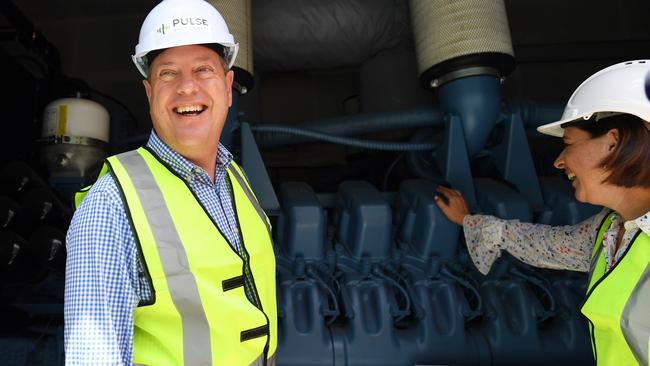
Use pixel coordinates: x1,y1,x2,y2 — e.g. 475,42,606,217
40,97,110,181
41,97,109,143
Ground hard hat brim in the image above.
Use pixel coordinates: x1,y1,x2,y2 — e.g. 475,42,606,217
536,119,568,138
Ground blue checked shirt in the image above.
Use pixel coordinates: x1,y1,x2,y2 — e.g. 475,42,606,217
65,131,253,365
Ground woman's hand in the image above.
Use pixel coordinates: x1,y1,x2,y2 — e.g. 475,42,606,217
434,185,471,225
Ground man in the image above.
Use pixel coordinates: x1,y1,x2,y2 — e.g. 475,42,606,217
64,0,277,365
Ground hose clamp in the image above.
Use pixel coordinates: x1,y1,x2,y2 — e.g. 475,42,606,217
431,66,500,88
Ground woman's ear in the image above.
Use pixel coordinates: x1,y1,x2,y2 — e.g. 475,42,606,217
606,128,619,152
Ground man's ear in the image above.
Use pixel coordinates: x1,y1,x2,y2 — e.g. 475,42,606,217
143,79,152,104
226,70,234,107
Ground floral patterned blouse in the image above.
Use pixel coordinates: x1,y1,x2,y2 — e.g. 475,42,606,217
462,208,650,275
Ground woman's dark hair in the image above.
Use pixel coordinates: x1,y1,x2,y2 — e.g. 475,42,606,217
566,114,650,188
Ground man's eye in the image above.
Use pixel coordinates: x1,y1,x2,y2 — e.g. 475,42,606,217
159,70,177,78
196,66,214,74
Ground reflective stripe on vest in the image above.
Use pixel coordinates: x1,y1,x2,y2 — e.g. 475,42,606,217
101,148,277,366
582,212,650,365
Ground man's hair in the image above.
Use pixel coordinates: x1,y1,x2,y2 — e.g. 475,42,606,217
569,114,650,188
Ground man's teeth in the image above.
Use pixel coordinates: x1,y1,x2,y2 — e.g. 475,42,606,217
567,172,576,181
175,105,204,114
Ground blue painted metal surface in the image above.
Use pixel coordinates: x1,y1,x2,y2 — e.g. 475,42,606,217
395,180,459,261
274,182,337,366
276,182,327,260
269,104,598,364
331,181,416,365
240,122,281,215
438,75,502,157
276,267,338,366
475,178,533,222
221,90,240,151
335,181,392,260
491,113,545,211
506,99,565,129
434,115,478,210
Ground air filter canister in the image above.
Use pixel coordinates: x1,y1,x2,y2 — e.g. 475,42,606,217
208,0,254,93
410,0,515,88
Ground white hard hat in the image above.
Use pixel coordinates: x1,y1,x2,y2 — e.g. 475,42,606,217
132,0,239,78
538,60,650,137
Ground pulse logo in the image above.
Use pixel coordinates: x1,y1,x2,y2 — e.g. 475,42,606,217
172,18,209,27
156,18,209,35
156,24,171,34
156,17,209,34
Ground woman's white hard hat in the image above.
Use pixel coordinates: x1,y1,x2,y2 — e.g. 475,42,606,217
538,60,650,137
132,0,239,78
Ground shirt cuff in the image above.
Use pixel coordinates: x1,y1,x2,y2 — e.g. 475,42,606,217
462,214,504,275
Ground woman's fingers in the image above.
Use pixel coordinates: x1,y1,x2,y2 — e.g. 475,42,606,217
434,185,469,225
436,185,461,197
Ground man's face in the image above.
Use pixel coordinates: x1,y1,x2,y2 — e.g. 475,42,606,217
143,45,234,159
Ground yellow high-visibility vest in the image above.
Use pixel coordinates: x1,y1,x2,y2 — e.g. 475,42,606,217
582,212,650,366
77,147,277,366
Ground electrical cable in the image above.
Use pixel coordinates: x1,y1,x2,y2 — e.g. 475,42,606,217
306,266,340,325
372,267,412,323
382,152,405,191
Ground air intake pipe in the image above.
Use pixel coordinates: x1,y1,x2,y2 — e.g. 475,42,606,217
410,0,515,156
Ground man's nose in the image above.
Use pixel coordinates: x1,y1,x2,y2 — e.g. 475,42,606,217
177,74,198,95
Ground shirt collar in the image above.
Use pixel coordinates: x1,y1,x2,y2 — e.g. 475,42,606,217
631,211,650,236
613,210,650,236
145,130,234,181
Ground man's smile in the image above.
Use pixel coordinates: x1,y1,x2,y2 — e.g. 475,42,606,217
173,104,207,116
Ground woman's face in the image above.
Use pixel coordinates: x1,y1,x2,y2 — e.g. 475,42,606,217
553,126,617,204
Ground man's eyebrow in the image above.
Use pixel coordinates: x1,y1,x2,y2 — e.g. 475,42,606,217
155,61,176,68
155,57,217,67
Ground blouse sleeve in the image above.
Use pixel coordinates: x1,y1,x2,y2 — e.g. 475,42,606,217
462,208,610,275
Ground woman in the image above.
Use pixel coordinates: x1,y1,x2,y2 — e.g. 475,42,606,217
434,60,650,366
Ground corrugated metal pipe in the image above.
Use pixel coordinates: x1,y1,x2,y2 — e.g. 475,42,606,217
208,0,254,92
